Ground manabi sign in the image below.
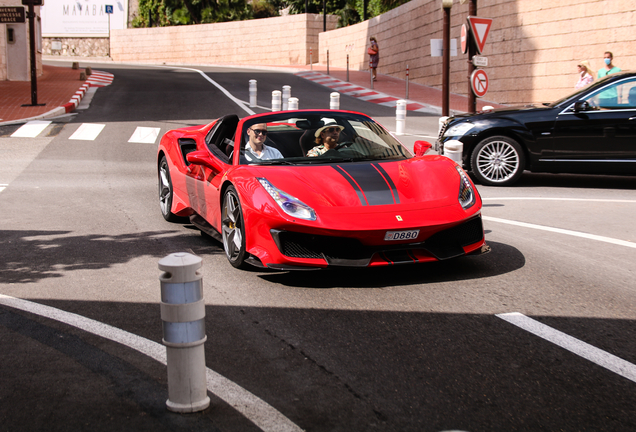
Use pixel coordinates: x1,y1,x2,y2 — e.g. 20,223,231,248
0,6,26,23
41,0,127,37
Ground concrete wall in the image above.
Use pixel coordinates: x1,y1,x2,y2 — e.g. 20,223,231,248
320,0,636,105
110,13,338,66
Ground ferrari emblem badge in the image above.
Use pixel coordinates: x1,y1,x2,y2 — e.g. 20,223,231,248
396,215,403,221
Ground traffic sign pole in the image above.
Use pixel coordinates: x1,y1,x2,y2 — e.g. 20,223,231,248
21,0,45,107
467,0,477,113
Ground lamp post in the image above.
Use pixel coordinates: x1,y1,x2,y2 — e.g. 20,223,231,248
442,0,453,116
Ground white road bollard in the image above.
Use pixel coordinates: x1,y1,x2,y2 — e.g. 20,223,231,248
444,140,464,165
159,252,210,413
288,97,299,110
282,85,291,110
330,92,340,110
395,100,407,136
249,80,257,107
272,90,282,112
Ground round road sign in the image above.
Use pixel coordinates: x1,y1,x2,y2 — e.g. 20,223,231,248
461,24,468,54
470,69,489,98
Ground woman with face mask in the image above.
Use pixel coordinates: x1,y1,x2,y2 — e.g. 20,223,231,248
597,51,621,79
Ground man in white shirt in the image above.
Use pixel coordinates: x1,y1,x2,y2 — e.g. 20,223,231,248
244,123,283,161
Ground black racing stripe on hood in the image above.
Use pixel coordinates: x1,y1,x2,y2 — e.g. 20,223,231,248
335,164,396,206
373,163,400,204
334,165,368,206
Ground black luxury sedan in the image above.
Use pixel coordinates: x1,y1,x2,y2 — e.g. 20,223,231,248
436,71,636,186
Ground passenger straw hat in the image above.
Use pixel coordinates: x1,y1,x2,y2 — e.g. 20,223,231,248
315,124,344,137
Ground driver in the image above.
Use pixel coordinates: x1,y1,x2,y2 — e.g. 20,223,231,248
244,123,283,161
306,125,345,157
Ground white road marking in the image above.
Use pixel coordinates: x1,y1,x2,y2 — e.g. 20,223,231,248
0,184,7,193
483,216,636,249
497,312,636,384
128,127,161,144
0,294,302,432
483,197,636,203
151,65,255,116
11,120,52,138
69,123,106,141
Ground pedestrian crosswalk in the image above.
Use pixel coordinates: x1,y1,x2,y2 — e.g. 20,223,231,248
9,120,162,144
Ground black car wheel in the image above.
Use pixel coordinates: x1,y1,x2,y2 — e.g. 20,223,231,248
158,156,188,222
222,186,248,268
471,136,525,186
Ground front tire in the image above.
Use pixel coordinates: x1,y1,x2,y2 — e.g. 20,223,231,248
222,186,248,269
158,156,188,223
470,136,525,186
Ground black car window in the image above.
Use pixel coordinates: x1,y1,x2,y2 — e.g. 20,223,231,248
583,78,636,110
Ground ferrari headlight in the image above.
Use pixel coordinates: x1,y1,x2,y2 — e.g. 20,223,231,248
456,166,476,210
444,122,475,137
258,178,317,221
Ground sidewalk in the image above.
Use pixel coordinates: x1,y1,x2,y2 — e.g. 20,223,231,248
0,60,504,126
0,64,86,125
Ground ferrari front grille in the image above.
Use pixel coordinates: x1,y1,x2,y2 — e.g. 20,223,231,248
270,216,484,265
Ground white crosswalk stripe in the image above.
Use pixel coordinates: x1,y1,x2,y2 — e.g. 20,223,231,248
128,127,161,144
11,120,52,138
69,123,106,141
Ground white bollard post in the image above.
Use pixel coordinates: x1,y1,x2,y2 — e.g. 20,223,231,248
272,90,282,111
159,252,210,413
282,85,291,111
444,140,464,165
249,80,257,108
395,100,407,136
288,97,299,110
330,92,340,110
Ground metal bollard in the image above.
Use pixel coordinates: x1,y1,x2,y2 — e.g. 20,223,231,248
271,90,282,111
330,92,340,110
249,80,257,107
310,48,313,71
406,64,410,99
370,68,374,90
72,62,79,70
327,50,330,75
85,66,92,76
395,100,407,135
282,85,291,111
288,97,299,110
159,252,210,413
346,54,349,82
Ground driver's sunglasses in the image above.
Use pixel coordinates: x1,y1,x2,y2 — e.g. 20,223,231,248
325,127,341,133
250,128,268,136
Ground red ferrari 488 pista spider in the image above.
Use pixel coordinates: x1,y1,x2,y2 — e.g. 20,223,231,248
157,110,489,270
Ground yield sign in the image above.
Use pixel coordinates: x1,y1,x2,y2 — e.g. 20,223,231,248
467,16,493,54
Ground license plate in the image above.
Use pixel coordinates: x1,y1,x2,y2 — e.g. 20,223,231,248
384,230,419,241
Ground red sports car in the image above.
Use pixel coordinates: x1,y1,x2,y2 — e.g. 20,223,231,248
157,110,489,270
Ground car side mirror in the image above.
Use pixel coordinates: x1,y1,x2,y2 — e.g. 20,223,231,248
413,140,433,157
573,101,591,112
186,150,224,172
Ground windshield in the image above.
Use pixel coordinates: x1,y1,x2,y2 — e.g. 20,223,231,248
548,73,623,107
239,111,411,166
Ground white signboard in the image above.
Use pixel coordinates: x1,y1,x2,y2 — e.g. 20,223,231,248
430,39,458,57
41,0,127,37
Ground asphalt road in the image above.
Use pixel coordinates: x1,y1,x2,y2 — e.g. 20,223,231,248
1,63,636,431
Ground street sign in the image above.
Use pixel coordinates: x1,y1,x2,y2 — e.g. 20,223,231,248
21,0,43,5
470,69,489,98
467,16,493,54
0,6,25,23
105,5,113,14
460,24,468,54
472,55,488,67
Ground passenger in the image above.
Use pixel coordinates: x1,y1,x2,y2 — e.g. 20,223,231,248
306,125,345,157
244,123,283,161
